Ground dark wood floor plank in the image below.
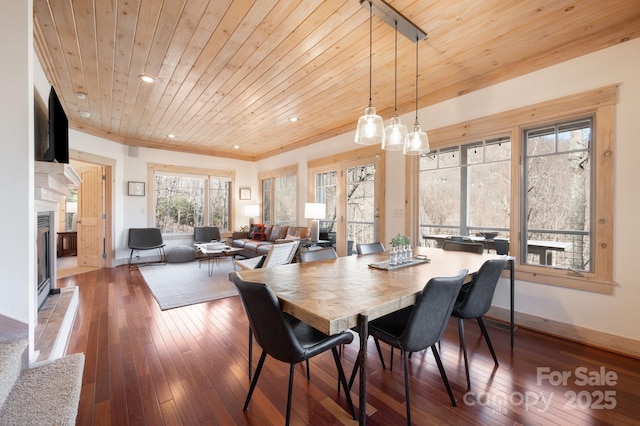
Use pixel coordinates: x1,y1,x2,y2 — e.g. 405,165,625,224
59,265,640,425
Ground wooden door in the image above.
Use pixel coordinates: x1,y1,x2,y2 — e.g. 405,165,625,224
77,165,105,267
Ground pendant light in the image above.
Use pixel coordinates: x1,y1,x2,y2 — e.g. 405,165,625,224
382,21,407,151
403,36,430,155
355,1,385,146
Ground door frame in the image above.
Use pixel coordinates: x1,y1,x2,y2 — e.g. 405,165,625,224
70,148,114,268
308,145,385,256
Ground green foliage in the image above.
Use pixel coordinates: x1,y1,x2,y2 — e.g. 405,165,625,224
390,233,410,247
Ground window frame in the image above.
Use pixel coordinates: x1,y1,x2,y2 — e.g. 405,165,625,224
147,163,235,236
258,164,298,226
409,85,616,294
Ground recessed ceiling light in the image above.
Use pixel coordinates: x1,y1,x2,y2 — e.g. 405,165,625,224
75,92,87,100
289,116,299,122
138,74,156,83
79,111,91,118
233,145,240,149
168,134,176,139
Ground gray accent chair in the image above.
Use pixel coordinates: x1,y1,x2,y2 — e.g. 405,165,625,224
127,228,165,267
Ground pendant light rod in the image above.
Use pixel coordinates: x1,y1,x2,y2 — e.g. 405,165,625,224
414,35,419,125
393,20,398,116
360,0,427,43
368,0,373,107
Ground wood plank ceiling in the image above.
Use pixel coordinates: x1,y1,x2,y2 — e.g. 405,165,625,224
33,0,640,161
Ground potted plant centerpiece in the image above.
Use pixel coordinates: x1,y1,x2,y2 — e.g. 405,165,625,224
390,233,411,265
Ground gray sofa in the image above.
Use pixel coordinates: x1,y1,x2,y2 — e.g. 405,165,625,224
232,224,309,258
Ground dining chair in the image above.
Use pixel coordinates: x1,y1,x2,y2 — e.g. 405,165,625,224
493,238,510,255
442,239,485,254
451,257,508,389
298,247,338,263
230,272,356,425
356,241,385,255
233,240,300,380
349,269,468,425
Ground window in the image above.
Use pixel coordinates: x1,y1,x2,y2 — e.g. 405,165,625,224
523,118,592,271
259,165,297,226
149,164,233,234
413,86,616,293
315,171,337,233
419,138,511,240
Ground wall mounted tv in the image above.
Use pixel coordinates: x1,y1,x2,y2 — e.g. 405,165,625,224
42,86,69,163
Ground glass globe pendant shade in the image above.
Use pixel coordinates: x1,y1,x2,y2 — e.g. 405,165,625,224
403,123,430,155
355,105,385,145
382,116,407,150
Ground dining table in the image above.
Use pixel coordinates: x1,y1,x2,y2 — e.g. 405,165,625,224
234,246,514,425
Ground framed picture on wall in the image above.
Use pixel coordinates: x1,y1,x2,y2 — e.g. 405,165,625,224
128,181,145,196
239,187,251,200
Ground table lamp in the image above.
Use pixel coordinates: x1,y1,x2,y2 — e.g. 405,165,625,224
304,203,325,242
244,204,260,226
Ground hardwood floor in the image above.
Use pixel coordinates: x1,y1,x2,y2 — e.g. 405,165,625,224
60,266,640,425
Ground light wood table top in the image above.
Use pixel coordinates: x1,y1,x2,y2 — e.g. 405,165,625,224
236,247,505,336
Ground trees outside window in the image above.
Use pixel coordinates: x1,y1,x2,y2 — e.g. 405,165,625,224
153,170,231,234
523,118,592,271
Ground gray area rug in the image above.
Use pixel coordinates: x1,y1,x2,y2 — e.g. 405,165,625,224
139,258,238,310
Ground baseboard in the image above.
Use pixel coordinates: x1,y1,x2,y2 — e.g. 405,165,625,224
486,306,640,360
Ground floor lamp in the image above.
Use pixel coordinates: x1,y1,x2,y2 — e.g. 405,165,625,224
304,203,325,242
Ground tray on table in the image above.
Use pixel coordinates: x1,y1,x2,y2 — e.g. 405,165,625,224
368,256,430,271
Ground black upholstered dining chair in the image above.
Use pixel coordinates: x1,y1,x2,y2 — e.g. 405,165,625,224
230,272,356,425
349,269,468,425
451,257,508,389
493,238,510,255
356,241,385,255
442,239,485,254
298,247,338,263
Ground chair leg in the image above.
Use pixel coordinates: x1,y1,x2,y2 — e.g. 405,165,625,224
373,337,387,369
431,345,457,407
477,317,499,366
286,363,295,426
458,318,471,389
331,347,356,420
248,327,253,381
390,347,394,371
244,350,267,411
402,350,412,426
306,359,310,381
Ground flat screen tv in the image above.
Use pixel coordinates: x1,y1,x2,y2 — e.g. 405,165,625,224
44,86,69,163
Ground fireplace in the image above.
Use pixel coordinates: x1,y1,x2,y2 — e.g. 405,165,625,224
36,212,54,309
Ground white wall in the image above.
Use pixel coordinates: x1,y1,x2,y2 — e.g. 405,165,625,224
0,0,34,335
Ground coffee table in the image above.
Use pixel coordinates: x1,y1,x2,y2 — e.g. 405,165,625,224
194,244,242,276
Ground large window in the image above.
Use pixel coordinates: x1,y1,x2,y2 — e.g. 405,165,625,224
419,138,511,240
149,164,233,234
259,166,297,226
413,86,615,293
523,118,592,271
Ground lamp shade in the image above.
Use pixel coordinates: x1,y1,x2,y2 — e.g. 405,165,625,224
355,106,385,145
403,123,430,155
383,116,407,150
244,204,259,218
304,203,325,220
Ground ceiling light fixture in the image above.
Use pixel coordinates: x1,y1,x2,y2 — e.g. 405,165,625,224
289,116,299,122
167,134,176,138
79,111,91,118
354,1,384,146
75,92,86,100
382,21,407,151
138,74,156,83
403,36,430,155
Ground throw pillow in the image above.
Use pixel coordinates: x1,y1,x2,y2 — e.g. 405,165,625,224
284,233,299,240
248,225,264,239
